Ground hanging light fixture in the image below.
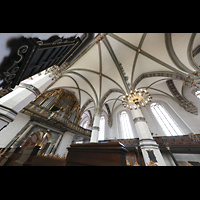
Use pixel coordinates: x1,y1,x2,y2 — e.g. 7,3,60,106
122,89,152,110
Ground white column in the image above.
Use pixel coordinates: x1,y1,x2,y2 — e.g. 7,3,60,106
131,108,166,166
55,131,74,158
0,72,56,130
90,108,102,143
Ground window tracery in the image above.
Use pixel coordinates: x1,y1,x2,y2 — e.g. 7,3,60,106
98,116,105,140
120,111,133,139
150,102,183,136
83,121,88,129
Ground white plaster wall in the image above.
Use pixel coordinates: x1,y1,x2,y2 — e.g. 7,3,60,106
0,112,30,148
104,91,200,142
80,115,91,130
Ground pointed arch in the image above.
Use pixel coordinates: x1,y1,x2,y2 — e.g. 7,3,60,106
64,71,98,106
165,33,193,73
99,88,124,108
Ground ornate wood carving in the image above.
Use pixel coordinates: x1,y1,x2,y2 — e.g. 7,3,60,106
21,89,91,137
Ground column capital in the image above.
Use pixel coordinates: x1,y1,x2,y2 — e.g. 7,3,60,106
133,117,146,124
94,107,103,116
92,126,100,131
19,83,41,97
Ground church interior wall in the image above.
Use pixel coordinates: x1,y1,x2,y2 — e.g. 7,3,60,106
142,95,193,137
100,110,110,140
80,115,91,130
1,33,200,165
106,105,138,140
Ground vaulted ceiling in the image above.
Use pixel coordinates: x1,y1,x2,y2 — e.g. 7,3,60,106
49,33,200,121
1,33,199,123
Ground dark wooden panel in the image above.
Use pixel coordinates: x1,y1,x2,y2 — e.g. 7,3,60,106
174,136,183,144
0,35,82,89
154,137,163,144
182,136,193,143
66,142,128,166
166,137,175,144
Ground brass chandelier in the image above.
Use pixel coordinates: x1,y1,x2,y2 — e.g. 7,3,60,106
122,89,152,110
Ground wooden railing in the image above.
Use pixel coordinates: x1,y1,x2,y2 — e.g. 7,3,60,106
154,134,200,146
99,134,200,147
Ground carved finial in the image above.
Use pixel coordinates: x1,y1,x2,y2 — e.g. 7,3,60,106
126,159,131,166
187,162,193,166
133,162,140,166
54,154,60,158
148,160,158,166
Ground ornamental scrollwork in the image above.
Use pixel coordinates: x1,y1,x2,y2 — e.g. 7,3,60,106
3,45,28,89
45,65,63,80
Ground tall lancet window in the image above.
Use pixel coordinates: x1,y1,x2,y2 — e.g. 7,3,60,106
150,103,183,136
83,120,88,129
98,116,105,141
120,111,133,139
195,91,200,99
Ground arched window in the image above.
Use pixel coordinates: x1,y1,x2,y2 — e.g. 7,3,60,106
98,116,105,141
83,120,88,129
150,102,183,136
120,111,133,139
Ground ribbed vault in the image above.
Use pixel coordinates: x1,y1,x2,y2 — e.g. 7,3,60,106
46,33,200,125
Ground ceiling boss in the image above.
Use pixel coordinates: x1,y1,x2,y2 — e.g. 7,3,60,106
122,89,152,110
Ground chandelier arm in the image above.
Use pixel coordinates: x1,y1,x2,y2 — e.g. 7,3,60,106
122,88,152,110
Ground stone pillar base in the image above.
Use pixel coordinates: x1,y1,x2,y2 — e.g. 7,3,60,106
139,139,166,166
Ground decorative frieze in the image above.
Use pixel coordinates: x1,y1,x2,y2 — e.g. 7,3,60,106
132,71,185,90
166,79,198,115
